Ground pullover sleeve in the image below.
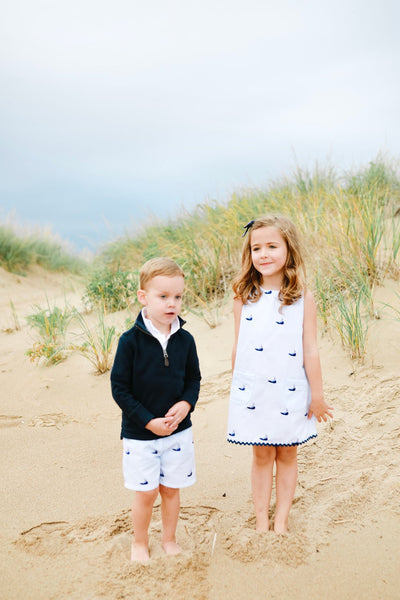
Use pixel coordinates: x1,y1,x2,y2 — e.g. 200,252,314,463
181,336,201,410
110,334,155,427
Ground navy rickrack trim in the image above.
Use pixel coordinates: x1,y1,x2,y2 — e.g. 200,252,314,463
226,433,317,447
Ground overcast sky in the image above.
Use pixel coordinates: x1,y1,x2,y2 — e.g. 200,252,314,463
1,0,399,251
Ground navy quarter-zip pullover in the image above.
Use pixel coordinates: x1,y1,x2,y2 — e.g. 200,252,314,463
111,312,201,440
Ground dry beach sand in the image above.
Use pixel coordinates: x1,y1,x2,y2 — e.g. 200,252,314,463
1,266,399,600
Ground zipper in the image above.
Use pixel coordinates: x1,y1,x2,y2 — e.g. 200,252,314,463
135,322,171,367
163,349,169,367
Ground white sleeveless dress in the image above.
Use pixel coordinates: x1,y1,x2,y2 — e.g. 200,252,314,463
227,289,317,446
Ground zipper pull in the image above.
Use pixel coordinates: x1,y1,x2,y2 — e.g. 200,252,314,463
163,349,169,367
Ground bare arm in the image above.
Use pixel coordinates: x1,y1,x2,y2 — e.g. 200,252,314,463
232,297,243,371
303,290,333,422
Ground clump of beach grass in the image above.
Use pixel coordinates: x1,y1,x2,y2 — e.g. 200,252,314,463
0,222,86,274
71,308,119,374
330,285,372,362
26,300,75,365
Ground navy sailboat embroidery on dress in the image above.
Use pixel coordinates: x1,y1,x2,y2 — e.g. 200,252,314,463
276,319,284,325
288,350,296,356
268,377,277,384
255,346,263,351
264,290,272,294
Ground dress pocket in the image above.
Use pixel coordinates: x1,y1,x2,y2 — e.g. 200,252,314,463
280,378,309,416
230,371,255,408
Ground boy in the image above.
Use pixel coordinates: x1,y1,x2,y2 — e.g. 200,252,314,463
111,257,201,563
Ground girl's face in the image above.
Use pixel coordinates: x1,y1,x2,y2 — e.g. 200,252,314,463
250,226,288,287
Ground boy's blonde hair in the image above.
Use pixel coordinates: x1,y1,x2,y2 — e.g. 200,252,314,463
232,214,306,306
139,257,185,290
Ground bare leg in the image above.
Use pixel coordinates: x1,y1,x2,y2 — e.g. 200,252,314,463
159,484,181,555
131,488,159,562
274,446,298,534
251,445,276,532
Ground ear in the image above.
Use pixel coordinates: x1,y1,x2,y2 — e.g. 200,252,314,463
137,289,147,306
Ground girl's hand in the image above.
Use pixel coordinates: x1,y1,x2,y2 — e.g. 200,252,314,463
164,400,191,429
308,396,333,422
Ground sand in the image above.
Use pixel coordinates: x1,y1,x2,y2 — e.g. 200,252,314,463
1,265,399,600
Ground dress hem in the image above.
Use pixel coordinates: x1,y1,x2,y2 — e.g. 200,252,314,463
226,433,317,447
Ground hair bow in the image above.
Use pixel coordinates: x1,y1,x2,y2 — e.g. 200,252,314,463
242,220,255,237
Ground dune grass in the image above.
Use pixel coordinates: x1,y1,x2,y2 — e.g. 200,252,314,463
96,155,400,362
70,308,119,374
0,224,86,274
8,155,400,367
26,300,75,365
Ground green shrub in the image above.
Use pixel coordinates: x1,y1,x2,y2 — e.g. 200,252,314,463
82,268,137,313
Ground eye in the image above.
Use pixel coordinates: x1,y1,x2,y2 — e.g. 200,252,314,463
175,295,182,300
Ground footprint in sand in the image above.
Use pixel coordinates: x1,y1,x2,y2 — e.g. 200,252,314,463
28,413,77,428
0,414,24,427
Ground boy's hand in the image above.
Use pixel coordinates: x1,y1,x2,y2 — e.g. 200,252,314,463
308,396,333,423
145,417,178,437
165,401,191,430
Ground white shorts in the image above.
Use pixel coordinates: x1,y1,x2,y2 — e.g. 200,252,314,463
122,427,196,491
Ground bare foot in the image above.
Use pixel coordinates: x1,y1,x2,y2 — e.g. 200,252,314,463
273,520,288,534
255,515,269,533
162,541,182,556
131,542,150,563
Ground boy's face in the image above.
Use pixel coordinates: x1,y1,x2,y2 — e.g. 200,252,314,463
137,275,184,334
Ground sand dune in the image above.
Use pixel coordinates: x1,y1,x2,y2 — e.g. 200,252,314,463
1,267,399,599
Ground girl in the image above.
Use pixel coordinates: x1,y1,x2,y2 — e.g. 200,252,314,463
227,214,332,534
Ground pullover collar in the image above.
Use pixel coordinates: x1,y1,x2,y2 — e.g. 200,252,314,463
141,308,180,350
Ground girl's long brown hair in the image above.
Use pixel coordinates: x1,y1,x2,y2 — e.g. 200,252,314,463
232,214,306,306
